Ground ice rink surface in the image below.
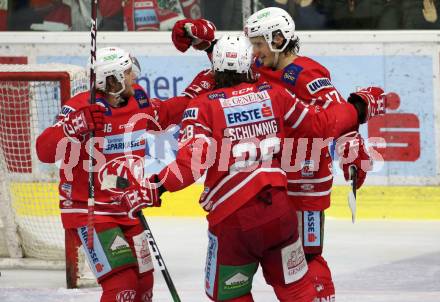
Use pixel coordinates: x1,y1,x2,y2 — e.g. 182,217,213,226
1,217,439,302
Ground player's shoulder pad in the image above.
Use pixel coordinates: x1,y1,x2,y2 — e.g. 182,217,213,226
281,63,303,87
292,57,333,95
133,84,150,109
95,97,112,116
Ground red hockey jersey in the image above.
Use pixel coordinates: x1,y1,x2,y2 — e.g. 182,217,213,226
255,56,347,211
157,80,358,226
36,84,189,228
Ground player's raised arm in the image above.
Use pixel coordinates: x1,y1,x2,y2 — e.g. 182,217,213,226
159,98,213,192
281,87,386,139
36,97,105,163
145,68,215,131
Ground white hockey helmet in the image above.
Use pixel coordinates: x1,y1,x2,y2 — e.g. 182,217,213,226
92,47,132,95
244,7,295,53
212,34,253,74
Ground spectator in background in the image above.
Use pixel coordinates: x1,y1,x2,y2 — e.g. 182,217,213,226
63,0,123,31
319,0,400,29
0,0,7,30
202,0,243,30
401,0,440,29
291,0,328,30
8,0,67,30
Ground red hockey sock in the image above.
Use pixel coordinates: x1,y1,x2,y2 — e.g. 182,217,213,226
272,271,316,302
307,255,335,301
100,268,138,302
136,272,154,302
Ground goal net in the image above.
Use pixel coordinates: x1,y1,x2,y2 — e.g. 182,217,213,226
0,63,89,288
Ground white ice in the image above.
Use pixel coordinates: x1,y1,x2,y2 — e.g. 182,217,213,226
1,218,440,302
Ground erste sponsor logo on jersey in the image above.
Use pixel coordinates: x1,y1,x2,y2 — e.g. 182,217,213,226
224,99,274,127
303,211,321,247
225,119,279,141
306,77,333,94
182,108,199,121
282,63,303,87
103,130,146,154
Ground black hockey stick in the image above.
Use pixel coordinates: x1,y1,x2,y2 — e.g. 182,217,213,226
86,0,98,250
112,176,181,302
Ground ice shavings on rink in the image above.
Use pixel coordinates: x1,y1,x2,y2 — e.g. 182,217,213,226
1,218,439,302
0,288,101,302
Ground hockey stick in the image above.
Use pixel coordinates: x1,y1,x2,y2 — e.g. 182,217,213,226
86,0,98,250
104,175,182,302
348,166,357,223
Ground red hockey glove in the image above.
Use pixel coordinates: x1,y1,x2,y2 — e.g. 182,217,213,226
336,131,372,189
172,18,216,52
62,104,105,140
121,176,161,219
348,86,386,123
182,69,215,98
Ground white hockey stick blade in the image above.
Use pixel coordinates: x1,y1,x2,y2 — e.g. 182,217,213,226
348,188,357,223
101,175,131,190
101,174,119,190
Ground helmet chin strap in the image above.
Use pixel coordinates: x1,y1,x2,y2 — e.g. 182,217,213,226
108,80,126,105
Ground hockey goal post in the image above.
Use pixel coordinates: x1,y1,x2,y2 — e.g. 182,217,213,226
0,63,89,288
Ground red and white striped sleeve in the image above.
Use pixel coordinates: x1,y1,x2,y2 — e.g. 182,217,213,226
158,98,213,192
281,88,358,139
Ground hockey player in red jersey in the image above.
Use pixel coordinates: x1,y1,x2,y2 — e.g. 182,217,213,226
171,8,377,300
35,46,211,302
120,35,386,301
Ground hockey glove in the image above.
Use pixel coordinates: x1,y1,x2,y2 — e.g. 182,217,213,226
121,176,162,219
62,104,105,141
336,131,372,189
172,18,216,52
348,86,386,123
182,69,215,98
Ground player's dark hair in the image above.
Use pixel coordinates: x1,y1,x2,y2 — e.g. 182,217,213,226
105,75,118,91
214,70,255,89
283,37,300,54
272,30,300,54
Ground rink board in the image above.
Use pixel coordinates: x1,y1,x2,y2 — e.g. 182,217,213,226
9,183,440,220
